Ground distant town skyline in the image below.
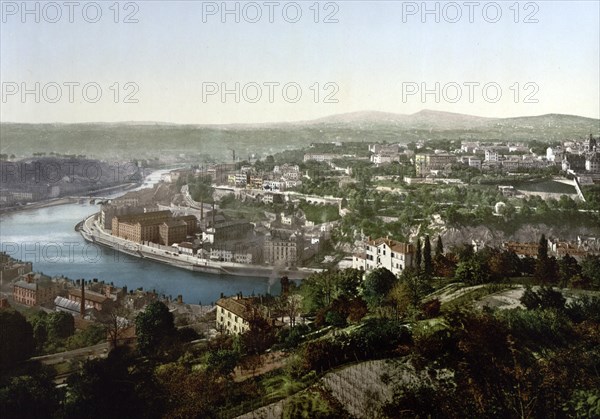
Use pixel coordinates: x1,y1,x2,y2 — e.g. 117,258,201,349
1,1,599,124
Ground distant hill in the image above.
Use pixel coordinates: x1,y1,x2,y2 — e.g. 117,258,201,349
310,109,495,129
1,111,598,161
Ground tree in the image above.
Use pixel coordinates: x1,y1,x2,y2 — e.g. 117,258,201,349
300,268,362,313
534,235,559,284
280,275,290,296
389,268,434,319
0,309,35,371
489,250,521,280
361,267,397,309
46,311,75,340
284,294,302,328
581,255,600,289
135,301,176,357
538,234,548,260
454,243,475,262
300,271,337,312
99,307,132,349
454,259,490,285
536,256,560,285
64,347,162,419
335,268,363,299
435,235,444,257
206,349,239,377
415,238,422,270
0,371,62,419
242,311,275,355
558,254,582,287
520,286,565,311
423,235,433,277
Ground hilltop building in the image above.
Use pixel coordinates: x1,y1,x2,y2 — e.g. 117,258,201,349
352,237,415,276
215,294,254,334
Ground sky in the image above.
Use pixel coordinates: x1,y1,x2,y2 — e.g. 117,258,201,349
1,0,599,124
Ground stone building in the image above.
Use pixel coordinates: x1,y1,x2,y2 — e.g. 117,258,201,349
111,210,197,245
263,230,303,267
12,273,56,307
216,294,254,335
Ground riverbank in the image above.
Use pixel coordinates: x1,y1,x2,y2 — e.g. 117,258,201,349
0,197,79,215
78,212,319,281
0,182,140,215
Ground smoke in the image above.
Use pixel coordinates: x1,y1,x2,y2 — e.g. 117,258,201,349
267,261,285,294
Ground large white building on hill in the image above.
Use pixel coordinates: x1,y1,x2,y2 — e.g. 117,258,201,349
352,237,415,276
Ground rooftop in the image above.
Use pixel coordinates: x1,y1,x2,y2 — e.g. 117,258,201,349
69,288,109,304
216,296,256,320
367,237,414,254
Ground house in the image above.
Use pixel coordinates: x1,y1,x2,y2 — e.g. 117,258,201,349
263,230,303,267
12,273,57,306
68,288,112,312
215,294,255,335
352,237,415,276
485,149,499,162
54,296,84,316
586,152,600,173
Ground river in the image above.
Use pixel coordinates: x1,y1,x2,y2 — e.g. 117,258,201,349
0,169,280,305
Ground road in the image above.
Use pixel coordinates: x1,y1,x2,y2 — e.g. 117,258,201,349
31,342,109,366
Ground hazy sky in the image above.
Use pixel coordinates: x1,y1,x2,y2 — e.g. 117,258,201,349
1,1,599,123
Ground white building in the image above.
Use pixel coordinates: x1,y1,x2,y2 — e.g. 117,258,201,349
370,154,395,165
468,157,482,169
485,149,499,162
586,153,600,173
303,153,341,162
216,295,253,335
352,237,415,276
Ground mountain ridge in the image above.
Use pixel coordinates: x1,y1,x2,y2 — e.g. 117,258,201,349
2,109,598,128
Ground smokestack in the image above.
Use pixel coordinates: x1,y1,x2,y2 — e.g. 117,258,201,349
201,200,204,221
80,279,85,316
212,202,215,226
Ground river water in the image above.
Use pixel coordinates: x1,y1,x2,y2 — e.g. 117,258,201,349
0,170,279,305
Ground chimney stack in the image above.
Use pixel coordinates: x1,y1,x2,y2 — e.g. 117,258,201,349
80,279,85,316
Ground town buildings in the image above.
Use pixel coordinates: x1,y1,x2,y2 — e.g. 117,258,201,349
1,252,33,281
415,153,456,176
202,219,253,244
303,153,342,162
68,287,113,312
111,210,197,245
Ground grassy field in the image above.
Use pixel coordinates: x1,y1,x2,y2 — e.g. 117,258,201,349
514,180,577,194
